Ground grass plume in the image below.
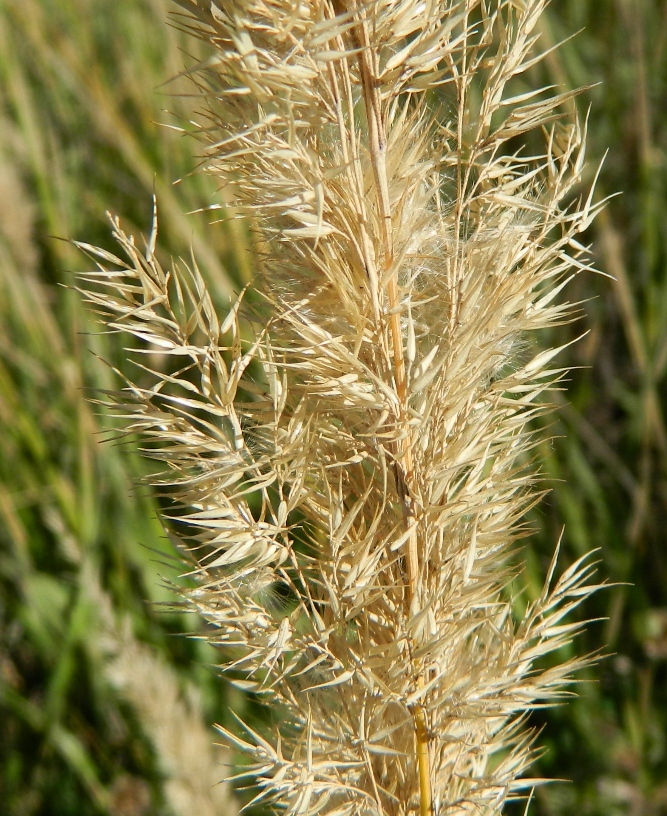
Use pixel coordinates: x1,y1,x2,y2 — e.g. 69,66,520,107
77,1,604,813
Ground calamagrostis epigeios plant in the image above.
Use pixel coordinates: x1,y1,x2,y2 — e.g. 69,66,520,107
77,1,604,813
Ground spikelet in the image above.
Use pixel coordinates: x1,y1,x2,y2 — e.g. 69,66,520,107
77,1,604,813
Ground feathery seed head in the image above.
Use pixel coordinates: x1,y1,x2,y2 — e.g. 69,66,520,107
78,1,603,813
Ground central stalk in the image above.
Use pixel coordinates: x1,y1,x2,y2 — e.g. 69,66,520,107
346,5,434,813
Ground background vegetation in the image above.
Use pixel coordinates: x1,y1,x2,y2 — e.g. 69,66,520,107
0,0,664,814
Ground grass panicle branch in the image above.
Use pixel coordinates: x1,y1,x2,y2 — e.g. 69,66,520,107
77,1,603,813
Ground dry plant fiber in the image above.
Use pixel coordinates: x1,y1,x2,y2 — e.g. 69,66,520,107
77,1,606,814
81,563,239,816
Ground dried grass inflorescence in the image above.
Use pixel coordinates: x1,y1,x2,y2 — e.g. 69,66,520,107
78,1,604,813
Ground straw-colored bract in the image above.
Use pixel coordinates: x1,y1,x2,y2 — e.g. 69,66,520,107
78,1,603,813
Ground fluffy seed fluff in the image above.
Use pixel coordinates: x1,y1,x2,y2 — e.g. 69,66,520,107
77,1,606,814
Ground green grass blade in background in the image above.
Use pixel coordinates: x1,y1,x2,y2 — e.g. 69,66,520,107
0,0,245,813
522,3,667,813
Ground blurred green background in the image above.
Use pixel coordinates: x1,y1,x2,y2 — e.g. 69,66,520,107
0,0,665,814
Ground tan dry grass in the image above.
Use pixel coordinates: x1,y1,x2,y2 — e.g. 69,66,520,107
83,564,239,816
77,1,604,813
104,624,238,816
